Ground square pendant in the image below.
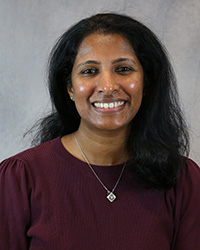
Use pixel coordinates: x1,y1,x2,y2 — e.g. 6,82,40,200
107,192,116,202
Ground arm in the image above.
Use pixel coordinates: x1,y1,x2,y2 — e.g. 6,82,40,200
173,159,200,250
0,158,31,249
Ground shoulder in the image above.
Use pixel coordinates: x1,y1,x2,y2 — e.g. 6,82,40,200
175,157,200,215
175,157,200,200
0,137,61,177
178,157,200,189
166,157,200,219
170,159,200,248
2,137,59,164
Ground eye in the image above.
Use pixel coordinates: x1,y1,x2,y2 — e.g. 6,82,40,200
80,68,99,76
115,66,134,74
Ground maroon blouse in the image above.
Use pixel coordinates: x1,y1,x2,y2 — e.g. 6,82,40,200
0,137,200,250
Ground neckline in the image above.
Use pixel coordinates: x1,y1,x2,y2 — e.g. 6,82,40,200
50,137,127,169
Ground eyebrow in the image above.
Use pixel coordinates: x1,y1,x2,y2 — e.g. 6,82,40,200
77,60,100,68
112,57,136,65
76,57,136,68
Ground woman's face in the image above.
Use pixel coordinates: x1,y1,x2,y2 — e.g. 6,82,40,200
68,33,144,132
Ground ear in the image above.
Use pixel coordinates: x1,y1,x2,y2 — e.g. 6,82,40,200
67,86,74,99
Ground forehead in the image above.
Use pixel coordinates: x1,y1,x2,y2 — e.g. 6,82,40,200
76,33,135,58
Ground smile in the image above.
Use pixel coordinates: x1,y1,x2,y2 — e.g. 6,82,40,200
93,101,125,109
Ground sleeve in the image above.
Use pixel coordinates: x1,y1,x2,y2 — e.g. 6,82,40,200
173,158,200,250
0,157,31,250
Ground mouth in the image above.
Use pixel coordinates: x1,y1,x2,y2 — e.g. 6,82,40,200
93,101,125,109
92,100,126,112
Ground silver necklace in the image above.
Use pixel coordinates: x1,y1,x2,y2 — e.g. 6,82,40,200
75,136,127,202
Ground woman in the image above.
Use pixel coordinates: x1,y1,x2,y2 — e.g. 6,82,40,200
0,13,200,250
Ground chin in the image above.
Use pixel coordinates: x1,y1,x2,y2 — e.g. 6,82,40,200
92,122,130,132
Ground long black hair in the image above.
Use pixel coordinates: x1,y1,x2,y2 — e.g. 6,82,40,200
30,13,189,190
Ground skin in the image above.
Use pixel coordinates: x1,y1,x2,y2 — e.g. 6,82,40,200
62,33,144,166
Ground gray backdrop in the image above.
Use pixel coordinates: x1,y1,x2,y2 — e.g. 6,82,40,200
0,0,200,165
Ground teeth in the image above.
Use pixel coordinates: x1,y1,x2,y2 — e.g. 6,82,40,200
94,101,125,108
109,103,114,108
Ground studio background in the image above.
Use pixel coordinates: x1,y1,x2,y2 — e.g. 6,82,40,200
0,0,200,165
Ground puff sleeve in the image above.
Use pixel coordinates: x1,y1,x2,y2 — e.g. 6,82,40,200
0,158,32,249
173,159,200,250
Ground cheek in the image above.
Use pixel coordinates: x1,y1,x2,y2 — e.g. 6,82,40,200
126,80,143,98
72,79,89,95
122,72,144,94
79,85,85,92
129,83,136,89
72,78,95,102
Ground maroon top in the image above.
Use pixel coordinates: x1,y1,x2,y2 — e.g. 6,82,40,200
0,137,200,250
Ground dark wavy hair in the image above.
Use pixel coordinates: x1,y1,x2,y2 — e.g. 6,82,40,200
30,13,189,190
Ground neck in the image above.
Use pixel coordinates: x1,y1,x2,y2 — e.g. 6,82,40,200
74,124,130,166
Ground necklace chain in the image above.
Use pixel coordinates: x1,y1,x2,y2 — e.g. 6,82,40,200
75,136,127,202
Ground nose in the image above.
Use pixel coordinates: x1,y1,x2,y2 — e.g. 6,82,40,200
97,71,119,95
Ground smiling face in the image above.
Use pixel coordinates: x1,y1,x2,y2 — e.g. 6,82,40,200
68,33,144,133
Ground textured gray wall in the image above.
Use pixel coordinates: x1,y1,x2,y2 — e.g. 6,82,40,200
0,0,200,164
